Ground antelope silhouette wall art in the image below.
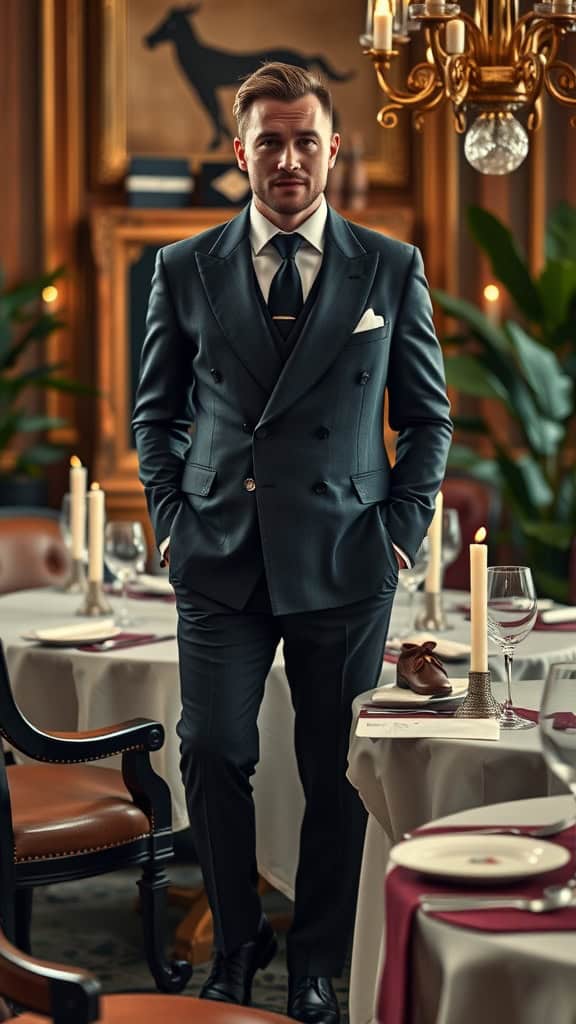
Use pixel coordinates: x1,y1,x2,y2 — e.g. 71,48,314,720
145,4,355,150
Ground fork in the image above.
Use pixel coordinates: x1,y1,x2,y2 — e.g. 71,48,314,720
419,887,576,914
402,817,576,841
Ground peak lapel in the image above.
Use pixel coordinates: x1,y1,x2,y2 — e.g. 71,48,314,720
196,211,282,395
259,212,379,427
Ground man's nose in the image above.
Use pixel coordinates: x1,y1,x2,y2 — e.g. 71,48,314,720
278,144,301,170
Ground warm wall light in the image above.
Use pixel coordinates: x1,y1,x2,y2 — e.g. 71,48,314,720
42,285,58,303
483,284,500,303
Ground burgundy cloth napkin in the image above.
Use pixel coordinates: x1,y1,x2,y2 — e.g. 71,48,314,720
125,587,176,604
384,653,399,665
533,614,576,632
77,632,175,652
378,823,576,1024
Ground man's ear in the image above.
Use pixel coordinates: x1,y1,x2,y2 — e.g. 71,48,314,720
328,133,341,170
234,137,247,171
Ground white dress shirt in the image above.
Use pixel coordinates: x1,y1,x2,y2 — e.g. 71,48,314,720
160,197,408,568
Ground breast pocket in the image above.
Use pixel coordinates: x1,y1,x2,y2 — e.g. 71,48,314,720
345,322,390,347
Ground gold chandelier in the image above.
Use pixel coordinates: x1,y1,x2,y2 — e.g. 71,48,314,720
361,0,576,173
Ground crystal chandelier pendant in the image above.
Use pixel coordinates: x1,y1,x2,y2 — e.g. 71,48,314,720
463,111,529,174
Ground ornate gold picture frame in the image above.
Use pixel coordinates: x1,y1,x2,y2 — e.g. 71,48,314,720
96,0,410,188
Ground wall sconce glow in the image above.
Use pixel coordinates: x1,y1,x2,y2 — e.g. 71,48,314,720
42,285,59,304
474,526,487,543
483,284,500,304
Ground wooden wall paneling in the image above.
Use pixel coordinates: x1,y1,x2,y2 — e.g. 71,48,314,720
42,0,87,456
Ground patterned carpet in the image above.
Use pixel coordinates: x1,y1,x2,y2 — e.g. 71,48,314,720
30,859,350,1020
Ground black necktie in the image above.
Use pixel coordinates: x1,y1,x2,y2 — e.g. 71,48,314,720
268,233,304,340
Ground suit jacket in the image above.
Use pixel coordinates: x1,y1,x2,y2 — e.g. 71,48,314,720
132,205,453,615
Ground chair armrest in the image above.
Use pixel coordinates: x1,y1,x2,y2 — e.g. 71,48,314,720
1,717,164,764
0,926,100,1022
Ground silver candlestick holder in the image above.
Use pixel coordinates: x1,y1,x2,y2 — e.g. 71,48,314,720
414,591,447,632
62,557,87,594
76,579,113,617
455,671,501,719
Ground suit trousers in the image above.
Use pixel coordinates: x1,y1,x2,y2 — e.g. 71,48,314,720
175,571,397,977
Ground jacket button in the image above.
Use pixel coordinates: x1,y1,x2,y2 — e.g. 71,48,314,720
313,481,328,495
243,477,257,492
315,426,330,440
210,368,223,382
358,371,371,385
242,422,253,434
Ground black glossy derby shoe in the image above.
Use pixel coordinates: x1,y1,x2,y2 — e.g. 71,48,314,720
288,975,340,1024
199,916,278,1005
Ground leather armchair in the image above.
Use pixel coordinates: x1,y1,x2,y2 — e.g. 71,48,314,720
0,643,191,995
0,929,294,1024
0,511,71,594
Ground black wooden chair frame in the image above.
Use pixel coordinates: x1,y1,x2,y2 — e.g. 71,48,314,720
0,642,191,994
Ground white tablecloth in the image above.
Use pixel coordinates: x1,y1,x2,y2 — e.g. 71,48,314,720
346,680,572,1024
407,795,576,1024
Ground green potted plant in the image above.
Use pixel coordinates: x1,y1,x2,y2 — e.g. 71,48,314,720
433,203,576,602
0,265,88,506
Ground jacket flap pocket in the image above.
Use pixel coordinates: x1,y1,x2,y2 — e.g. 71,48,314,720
351,467,389,504
181,462,217,496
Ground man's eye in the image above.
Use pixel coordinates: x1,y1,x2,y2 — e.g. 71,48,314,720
300,139,317,148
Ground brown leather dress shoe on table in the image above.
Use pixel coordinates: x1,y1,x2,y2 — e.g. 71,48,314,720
199,916,278,1005
288,976,340,1024
396,641,452,696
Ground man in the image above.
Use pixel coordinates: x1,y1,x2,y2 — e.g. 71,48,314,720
132,62,452,1024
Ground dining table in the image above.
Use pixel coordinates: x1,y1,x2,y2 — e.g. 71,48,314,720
2,584,576,1003
377,793,576,1024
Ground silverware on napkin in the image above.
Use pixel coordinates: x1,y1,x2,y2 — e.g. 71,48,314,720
419,888,576,914
80,634,175,652
402,817,576,841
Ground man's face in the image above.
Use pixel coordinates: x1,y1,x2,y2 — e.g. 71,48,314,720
234,95,340,228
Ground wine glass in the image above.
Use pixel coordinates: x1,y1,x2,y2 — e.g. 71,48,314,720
59,493,87,560
396,536,430,637
540,663,576,804
104,521,148,627
440,508,462,628
487,566,538,730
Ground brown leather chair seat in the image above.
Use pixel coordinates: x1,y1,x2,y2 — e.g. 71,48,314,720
8,764,150,862
6,995,294,1024
0,515,71,594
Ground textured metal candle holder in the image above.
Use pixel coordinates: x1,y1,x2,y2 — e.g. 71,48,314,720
76,580,113,617
61,557,87,594
455,671,501,719
414,591,446,632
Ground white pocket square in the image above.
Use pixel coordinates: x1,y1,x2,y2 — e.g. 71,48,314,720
353,308,385,334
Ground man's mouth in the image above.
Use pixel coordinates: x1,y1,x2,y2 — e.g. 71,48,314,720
273,178,306,186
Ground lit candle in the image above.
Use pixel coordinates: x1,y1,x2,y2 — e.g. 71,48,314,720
483,283,500,326
446,18,466,53
87,482,105,582
424,491,444,593
69,455,87,561
373,0,393,49
470,526,488,672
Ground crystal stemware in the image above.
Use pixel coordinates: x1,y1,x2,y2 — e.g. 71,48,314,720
440,507,462,628
539,662,576,874
396,536,430,637
104,521,148,627
487,566,538,730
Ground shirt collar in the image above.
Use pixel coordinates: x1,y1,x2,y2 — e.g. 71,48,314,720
249,196,327,256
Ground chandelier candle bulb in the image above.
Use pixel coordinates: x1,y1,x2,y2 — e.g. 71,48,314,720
373,2,393,49
470,527,488,673
69,455,87,561
424,491,443,593
87,482,105,583
445,18,465,53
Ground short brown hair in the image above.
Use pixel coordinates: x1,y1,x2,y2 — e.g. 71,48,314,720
233,62,333,140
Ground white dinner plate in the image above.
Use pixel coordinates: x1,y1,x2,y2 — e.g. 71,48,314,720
391,833,570,882
371,679,468,710
22,621,122,647
129,574,174,597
